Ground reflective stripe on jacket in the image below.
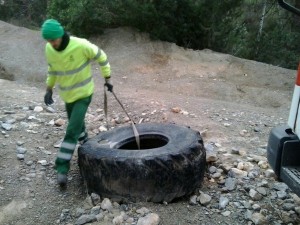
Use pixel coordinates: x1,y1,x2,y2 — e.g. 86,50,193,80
45,36,111,103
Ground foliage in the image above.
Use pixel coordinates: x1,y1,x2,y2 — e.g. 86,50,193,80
0,0,47,27
0,0,299,69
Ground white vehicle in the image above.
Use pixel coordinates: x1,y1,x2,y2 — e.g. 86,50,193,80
267,0,300,196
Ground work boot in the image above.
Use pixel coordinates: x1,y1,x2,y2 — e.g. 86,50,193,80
57,173,67,187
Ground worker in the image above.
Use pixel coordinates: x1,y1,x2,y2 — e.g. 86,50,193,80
41,19,112,187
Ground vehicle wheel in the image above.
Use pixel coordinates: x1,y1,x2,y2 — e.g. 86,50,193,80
78,123,206,203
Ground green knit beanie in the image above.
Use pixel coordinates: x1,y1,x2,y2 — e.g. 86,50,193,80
41,19,64,40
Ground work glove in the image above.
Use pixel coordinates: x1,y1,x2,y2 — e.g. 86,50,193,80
44,89,54,106
104,78,113,92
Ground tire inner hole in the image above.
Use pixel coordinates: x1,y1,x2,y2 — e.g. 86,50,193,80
117,134,169,150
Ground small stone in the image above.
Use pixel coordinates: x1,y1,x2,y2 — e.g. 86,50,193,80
99,126,108,132
91,193,101,206
34,106,43,112
137,213,160,225
231,148,240,154
101,198,113,211
273,182,289,192
1,123,12,131
171,107,181,113
251,213,267,225
26,161,33,166
54,118,65,126
256,187,267,196
252,204,261,211
219,196,229,209
75,214,96,225
258,161,268,169
209,166,217,173
17,147,27,154
225,177,237,191
90,206,101,215
75,208,85,218
277,190,287,199
17,154,25,160
264,169,275,178
38,160,48,166
136,207,150,216
46,106,56,113
221,211,231,217
282,203,295,211
189,195,198,205
228,168,248,178
198,193,212,206
249,189,263,201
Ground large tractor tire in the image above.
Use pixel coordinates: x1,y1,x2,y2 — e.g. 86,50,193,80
78,123,206,203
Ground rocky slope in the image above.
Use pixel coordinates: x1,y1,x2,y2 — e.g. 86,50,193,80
0,21,299,225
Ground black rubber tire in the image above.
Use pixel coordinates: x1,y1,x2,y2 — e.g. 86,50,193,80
78,123,206,203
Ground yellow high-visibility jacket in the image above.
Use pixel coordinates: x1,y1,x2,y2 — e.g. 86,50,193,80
45,36,111,103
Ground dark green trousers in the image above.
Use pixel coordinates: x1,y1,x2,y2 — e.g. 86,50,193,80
55,95,92,174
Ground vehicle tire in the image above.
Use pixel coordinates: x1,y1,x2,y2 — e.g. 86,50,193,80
78,123,206,203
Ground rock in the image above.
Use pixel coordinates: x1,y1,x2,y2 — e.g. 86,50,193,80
38,160,48,166
264,169,275,178
189,195,198,205
282,203,295,211
219,196,229,209
75,214,96,225
1,123,12,131
33,106,43,112
17,154,25,160
290,193,300,205
198,193,212,206
228,168,248,178
99,125,108,132
205,143,218,162
75,208,85,218
256,187,267,196
224,177,237,191
113,212,126,225
46,106,55,113
212,172,222,179
231,147,240,154
171,107,181,113
240,130,248,137
209,166,217,173
136,207,150,216
137,213,160,225
252,204,261,211
54,118,65,126
295,206,300,215
91,193,101,206
221,211,231,216
90,206,101,215
258,161,268,169
101,198,113,211
16,147,27,154
249,189,263,201
273,182,289,192
277,190,287,199
251,213,267,225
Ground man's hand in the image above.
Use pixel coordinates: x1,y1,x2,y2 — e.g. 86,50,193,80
44,89,54,106
104,78,113,92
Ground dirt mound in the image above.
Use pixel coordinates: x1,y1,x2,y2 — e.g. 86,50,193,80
0,22,296,108
0,21,299,225
0,21,46,83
